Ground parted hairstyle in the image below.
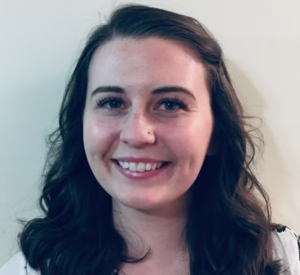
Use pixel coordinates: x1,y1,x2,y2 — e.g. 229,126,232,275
18,4,282,275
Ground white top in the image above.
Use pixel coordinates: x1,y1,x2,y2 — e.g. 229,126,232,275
0,227,299,275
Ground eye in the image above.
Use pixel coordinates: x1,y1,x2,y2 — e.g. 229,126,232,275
158,98,188,111
96,97,125,109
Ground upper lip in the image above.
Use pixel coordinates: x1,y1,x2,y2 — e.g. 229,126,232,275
113,157,169,163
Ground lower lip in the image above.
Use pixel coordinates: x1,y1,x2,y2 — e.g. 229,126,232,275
112,161,171,180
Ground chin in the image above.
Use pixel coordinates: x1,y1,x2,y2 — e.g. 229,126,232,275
116,195,166,211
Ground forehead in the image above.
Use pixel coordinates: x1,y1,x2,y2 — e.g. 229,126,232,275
87,37,207,94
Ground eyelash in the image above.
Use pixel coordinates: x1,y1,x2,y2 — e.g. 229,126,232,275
96,97,125,109
96,97,188,111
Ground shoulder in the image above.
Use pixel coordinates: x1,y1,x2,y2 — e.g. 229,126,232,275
271,225,300,274
0,252,40,275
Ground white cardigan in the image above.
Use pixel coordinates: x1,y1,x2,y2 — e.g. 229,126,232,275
1,227,299,275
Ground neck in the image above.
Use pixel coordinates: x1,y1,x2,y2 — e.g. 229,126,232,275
112,196,190,274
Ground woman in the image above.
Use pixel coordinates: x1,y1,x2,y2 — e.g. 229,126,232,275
0,4,299,275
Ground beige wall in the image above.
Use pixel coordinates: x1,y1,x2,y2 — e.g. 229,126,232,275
0,0,299,266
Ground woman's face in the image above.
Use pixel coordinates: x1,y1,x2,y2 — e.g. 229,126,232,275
83,37,213,211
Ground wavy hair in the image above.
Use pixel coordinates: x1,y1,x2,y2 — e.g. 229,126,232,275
18,4,282,275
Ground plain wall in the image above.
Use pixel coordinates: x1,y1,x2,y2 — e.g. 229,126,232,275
0,0,299,266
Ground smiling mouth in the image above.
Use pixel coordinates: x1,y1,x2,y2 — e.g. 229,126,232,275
112,159,170,172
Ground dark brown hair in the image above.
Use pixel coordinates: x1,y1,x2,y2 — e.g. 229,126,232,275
18,4,282,275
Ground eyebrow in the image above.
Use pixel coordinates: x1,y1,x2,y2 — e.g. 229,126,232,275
90,85,196,100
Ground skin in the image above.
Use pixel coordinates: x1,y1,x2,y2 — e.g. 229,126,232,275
83,37,214,274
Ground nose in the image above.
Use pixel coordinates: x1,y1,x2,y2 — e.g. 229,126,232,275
120,110,156,148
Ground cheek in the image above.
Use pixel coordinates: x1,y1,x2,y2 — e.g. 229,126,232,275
180,124,213,192
160,113,213,181
163,115,213,158
83,115,118,157
188,119,213,153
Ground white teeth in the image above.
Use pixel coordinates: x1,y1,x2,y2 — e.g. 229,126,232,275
151,163,157,170
137,163,146,172
118,161,164,172
119,161,129,168
129,162,137,171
